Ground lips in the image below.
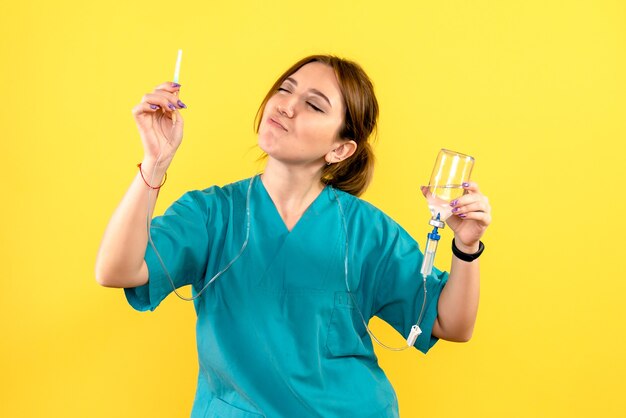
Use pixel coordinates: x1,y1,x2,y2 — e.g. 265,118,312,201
268,117,288,131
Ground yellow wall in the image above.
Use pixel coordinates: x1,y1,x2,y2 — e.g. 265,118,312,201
2,1,625,417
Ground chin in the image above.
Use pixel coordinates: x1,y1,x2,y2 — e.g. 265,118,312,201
257,134,272,155
258,129,285,155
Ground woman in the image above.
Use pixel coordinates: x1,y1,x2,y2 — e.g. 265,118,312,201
96,55,491,417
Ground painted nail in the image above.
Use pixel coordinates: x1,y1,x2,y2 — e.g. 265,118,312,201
452,207,459,213
450,199,458,206
462,182,470,187
168,103,176,110
459,213,467,218
150,104,159,110
177,100,187,108
172,82,181,87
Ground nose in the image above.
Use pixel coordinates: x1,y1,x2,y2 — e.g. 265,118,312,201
277,96,295,118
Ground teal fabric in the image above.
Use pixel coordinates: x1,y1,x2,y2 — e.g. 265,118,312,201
124,176,448,418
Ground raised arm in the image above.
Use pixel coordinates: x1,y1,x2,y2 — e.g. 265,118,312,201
95,82,185,288
431,181,491,341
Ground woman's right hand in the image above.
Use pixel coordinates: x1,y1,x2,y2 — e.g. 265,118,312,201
132,81,186,167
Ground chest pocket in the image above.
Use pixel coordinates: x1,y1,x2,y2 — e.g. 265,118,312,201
205,397,265,418
326,291,371,357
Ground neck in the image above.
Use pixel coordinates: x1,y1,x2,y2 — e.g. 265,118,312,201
260,158,326,230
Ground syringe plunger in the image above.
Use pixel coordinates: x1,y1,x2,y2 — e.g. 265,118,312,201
420,218,441,277
420,238,438,276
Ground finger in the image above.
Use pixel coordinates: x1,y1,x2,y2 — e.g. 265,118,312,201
147,90,186,109
154,81,182,93
164,93,186,109
462,181,481,194
141,93,186,113
151,88,182,103
455,210,492,225
171,109,184,125
451,201,490,216
450,193,484,208
132,101,162,117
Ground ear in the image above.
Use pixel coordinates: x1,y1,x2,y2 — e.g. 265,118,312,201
326,140,358,164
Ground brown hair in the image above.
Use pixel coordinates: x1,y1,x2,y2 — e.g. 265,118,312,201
254,55,379,197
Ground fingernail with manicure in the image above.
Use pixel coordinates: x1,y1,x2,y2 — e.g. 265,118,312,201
450,200,458,206
150,104,159,110
172,82,181,87
168,103,176,110
462,182,470,187
177,100,187,108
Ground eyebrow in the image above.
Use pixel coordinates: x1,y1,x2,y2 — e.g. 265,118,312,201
284,77,333,108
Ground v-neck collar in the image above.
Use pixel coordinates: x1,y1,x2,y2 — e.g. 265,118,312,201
256,175,329,234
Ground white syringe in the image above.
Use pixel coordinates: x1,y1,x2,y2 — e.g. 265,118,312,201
420,213,444,276
172,49,182,125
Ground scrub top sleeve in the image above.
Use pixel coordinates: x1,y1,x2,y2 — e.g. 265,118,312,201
124,190,211,312
372,225,449,354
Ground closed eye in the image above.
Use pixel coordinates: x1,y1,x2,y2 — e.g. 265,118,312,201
307,102,323,112
277,85,324,112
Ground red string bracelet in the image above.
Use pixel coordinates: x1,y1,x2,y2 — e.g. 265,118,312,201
137,163,167,189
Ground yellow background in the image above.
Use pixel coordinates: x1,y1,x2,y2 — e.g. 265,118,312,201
2,1,625,417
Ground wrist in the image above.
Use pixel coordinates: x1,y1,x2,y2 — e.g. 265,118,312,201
137,161,168,190
140,158,170,176
452,239,485,262
453,239,480,254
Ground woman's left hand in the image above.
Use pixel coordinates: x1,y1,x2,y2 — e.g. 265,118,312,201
422,182,492,249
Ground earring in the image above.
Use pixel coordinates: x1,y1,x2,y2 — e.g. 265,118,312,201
326,161,332,166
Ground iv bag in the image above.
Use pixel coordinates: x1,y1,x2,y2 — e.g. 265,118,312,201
426,149,474,221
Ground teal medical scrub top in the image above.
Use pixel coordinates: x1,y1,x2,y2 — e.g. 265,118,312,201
124,176,448,418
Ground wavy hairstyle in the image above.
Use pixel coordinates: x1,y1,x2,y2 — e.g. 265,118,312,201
254,55,379,197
